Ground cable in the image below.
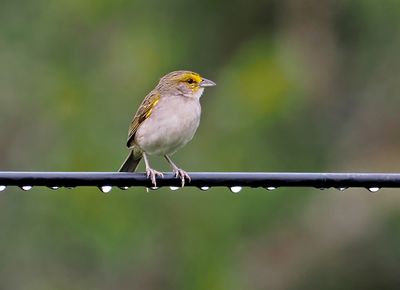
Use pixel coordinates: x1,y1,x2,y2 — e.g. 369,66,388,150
0,172,399,191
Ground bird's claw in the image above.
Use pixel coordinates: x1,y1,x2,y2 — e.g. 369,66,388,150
146,168,164,187
173,168,191,187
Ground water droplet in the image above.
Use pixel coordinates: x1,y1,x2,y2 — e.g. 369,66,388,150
170,186,180,191
50,186,60,190
266,187,276,191
119,186,129,190
150,187,159,190
0,186,6,192
229,186,242,193
21,186,32,191
200,186,210,191
100,186,112,193
335,187,347,191
368,187,380,193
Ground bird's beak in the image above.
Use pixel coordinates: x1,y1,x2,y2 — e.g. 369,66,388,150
200,78,216,87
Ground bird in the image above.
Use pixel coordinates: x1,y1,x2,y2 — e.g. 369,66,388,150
119,70,216,187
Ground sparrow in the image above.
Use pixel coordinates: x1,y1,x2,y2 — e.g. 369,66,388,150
119,70,216,187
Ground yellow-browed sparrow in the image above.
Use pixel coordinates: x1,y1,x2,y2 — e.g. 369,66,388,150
119,70,216,187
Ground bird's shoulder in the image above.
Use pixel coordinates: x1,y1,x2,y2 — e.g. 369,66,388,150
126,90,161,148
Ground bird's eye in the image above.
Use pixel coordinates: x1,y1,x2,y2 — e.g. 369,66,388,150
187,78,194,84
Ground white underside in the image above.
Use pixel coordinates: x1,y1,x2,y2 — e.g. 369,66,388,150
135,93,202,156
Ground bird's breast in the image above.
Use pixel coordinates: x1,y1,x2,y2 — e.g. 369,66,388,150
135,95,201,155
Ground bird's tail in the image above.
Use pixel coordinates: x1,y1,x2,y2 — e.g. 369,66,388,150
119,148,142,172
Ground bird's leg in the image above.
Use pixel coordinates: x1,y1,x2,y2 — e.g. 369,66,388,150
143,153,163,187
164,155,191,187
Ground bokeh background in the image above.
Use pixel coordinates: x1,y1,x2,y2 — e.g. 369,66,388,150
1,0,400,289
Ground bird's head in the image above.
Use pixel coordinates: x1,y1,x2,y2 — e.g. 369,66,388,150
157,70,216,98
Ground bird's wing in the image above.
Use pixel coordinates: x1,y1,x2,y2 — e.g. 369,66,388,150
126,91,161,148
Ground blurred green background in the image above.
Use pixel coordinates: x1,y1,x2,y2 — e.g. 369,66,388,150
1,0,400,289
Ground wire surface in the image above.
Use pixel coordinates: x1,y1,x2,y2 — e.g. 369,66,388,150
0,172,399,189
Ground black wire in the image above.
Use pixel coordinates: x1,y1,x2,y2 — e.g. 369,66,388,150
0,172,399,189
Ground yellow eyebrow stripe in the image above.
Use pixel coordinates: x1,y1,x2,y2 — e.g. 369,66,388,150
189,74,202,83
178,72,202,83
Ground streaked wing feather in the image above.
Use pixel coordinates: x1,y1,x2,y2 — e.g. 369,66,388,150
127,91,160,148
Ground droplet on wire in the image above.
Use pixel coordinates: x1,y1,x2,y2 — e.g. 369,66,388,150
170,186,179,191
200,186,210,191
0,186,6,192
229,186,242,193
266,187,276,191
368,187,380,193
99,186,112,193
21,186,32,191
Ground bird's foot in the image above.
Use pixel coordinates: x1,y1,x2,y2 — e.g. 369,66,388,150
173,168,191,187
146,168,164,187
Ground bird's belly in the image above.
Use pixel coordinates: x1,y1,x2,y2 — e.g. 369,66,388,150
135,98,201,156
